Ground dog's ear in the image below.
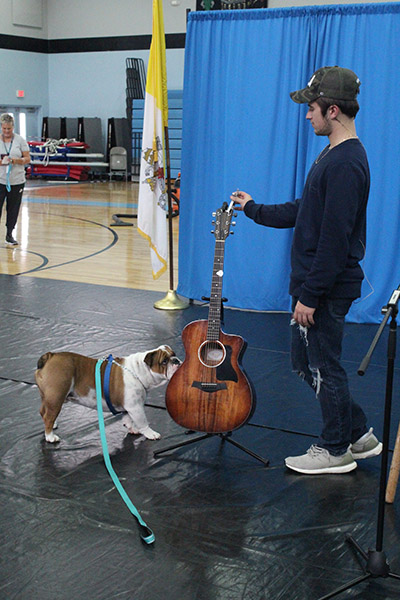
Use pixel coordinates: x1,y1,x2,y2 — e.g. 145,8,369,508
144,347,172,374
144,349,158,369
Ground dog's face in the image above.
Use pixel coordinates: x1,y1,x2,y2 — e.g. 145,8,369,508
143,345,181,380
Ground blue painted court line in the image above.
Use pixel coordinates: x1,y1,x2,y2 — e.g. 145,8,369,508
23,196,138,208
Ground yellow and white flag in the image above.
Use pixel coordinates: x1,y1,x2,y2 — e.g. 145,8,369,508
137,0,169,279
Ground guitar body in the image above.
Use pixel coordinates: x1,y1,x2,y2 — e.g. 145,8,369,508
166,319,253,433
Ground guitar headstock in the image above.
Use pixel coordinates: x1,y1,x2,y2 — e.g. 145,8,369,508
213,202,235,241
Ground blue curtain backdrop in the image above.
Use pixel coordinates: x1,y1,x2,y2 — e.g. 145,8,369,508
178,3,400,323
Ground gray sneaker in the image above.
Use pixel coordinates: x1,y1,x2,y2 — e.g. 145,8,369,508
285,445,357,475
350,428,382,459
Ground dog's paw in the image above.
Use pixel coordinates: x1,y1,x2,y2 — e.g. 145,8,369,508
45,432,60,443
140,427,161,440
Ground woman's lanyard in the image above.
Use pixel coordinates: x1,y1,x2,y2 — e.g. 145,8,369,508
3,136,14,156
2,136,14,192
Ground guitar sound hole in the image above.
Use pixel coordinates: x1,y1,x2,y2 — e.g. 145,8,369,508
198,340,226,367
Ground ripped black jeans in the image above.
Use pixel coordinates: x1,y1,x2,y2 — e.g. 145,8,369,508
291,297,368,456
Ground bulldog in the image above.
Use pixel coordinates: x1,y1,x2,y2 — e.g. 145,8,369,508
35,345,181,443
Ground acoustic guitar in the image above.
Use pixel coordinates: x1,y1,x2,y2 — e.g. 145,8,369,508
165,201,254,433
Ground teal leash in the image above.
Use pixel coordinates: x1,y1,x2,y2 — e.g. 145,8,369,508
95,358,155,545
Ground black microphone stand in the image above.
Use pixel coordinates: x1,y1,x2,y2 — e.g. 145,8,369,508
318,285,400,600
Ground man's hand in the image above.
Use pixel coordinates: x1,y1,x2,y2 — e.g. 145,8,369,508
293,300,316,327
230,191,253,211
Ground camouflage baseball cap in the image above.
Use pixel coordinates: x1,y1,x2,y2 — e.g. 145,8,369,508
290,66,361,104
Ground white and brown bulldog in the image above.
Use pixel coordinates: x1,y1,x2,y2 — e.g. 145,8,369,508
35,344,181,443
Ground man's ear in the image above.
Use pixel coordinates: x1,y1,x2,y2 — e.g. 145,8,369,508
329,104,340,120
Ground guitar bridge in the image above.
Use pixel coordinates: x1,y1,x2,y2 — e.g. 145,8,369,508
192,381,227,393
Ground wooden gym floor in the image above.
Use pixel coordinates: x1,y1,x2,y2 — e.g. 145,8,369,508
0,179,179,292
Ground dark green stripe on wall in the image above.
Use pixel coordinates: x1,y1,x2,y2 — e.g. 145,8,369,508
0,33,185,53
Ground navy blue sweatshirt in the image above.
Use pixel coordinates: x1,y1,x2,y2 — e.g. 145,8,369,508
244,139,370,308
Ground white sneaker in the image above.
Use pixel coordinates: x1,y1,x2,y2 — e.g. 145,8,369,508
285,445,357,475
350,428,382,459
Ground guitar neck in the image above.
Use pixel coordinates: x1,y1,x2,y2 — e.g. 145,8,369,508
207,240,225,340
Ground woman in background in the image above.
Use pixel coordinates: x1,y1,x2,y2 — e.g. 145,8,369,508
0,113,30,246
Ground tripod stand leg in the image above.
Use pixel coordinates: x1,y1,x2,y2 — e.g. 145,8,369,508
153,433,212,457
346,533,368,561
319,537,397,599
318,573,371,600
219,433,269,466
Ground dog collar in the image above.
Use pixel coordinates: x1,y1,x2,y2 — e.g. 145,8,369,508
103,354,126,415
102,354,148,416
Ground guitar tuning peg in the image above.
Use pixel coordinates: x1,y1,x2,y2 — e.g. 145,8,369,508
232,221,236,226
234,212,238,217
211,230,215,234
212,212,216,217
212,220,215,225
230,231,234,235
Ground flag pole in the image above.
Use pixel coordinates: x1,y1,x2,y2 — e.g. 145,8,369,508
153,125,189,310
138,0,188,310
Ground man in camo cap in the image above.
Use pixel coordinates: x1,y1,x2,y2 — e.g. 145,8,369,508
231,66,382,475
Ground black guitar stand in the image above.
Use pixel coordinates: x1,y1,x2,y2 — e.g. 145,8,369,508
153,429,269,466
154,296,269,466
318,285,400,600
